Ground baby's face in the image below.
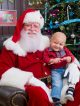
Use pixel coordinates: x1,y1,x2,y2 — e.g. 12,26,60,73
50,34,66,51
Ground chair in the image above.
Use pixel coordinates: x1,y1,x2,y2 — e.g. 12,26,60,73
0,35,28,106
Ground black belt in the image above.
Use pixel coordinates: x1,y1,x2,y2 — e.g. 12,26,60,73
40,75,51,85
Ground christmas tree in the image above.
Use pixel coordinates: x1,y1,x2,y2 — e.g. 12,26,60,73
42,0,80,35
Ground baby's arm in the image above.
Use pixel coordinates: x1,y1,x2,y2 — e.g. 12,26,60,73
61,56,72,63
61,47,75,63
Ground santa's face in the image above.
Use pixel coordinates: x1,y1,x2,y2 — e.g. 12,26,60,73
23,22,40,35
20,28,41,53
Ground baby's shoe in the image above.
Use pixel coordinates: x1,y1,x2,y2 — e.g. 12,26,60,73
54,101,62,106
65,87,74,101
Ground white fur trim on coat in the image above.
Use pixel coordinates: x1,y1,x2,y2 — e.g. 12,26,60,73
0,67,33,90
3,37,27,56
28,76,53,103
0,67,52,102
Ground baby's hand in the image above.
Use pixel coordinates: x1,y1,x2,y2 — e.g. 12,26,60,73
49,58,61,65
61,56,72,63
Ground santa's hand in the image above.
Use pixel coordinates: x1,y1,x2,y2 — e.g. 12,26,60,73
69,64,80,84
65,63,80,84
74,58,80,69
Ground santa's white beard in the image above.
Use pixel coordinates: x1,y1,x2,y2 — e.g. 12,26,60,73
19,29,41,53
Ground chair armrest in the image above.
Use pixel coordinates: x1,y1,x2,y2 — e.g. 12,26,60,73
0,86,28,106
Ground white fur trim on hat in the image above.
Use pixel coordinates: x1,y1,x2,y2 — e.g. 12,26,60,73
23,10,44,29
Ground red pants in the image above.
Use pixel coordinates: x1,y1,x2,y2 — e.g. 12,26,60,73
25,85,53,106
25,81,80,106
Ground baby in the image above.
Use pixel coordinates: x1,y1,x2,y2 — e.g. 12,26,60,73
43,32,77,106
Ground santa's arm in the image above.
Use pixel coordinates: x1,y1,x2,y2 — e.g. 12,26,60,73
0,47,35,88
0,48,52,102
0,47,17,77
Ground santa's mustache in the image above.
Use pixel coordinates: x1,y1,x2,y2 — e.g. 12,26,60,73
24,30,38,37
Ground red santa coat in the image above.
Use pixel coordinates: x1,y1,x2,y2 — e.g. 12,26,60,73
0,36,53,106
0,48,53,106
0,47,51,79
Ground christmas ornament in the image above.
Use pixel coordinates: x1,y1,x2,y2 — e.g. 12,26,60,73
59,26,65,31
71,33,76,38
43,0,50,30
55,20,59,24
44,0,49,24
9,0,14,3
50,9,59,17
67,5,71,20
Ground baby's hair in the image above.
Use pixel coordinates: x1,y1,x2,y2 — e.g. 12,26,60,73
50,32,66,41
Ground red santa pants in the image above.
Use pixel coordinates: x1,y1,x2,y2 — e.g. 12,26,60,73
25,85,53,106
25,81,80,106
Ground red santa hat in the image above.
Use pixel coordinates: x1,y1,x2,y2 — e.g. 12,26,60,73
12,9,44,43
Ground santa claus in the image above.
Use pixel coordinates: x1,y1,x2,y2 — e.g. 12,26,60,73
0,9,53,106
0,9,80,106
